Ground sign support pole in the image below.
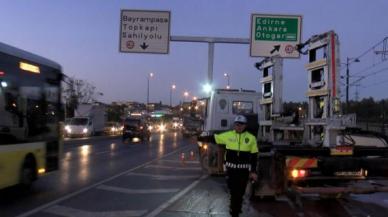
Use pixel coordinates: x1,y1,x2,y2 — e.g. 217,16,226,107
170,36,249,90
208,42,214,84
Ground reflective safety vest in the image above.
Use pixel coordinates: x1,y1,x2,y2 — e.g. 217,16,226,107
214,130,258,171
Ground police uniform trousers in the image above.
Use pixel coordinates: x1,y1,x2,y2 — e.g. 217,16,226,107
226,165,250,216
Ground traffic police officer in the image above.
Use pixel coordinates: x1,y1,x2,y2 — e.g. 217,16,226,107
214,115,258,217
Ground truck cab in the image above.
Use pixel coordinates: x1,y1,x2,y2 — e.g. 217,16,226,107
198,89,261,174
202,89,261,134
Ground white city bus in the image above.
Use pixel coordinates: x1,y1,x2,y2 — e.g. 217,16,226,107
0,42,63,189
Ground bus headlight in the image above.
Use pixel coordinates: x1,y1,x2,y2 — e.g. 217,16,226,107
83,128,88,133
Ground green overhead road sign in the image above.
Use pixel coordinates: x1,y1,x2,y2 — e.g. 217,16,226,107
250,14,302,58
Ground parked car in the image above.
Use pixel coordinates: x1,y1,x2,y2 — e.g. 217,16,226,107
122,117,150,142
104,122,122,135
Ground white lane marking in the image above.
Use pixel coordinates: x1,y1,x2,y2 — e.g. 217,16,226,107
127,172,199,180
44,205,147,217
159,159,200,164
96,185,180,194
145,164,201,171
145,174,208,217
16,145,191,217
95,150,111,155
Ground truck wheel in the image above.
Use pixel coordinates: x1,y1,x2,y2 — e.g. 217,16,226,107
20,156,37,188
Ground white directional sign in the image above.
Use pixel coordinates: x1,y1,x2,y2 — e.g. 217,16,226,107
120,10,171,54
250,14,302,58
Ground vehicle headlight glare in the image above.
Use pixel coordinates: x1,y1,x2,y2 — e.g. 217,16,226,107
159,124,166,132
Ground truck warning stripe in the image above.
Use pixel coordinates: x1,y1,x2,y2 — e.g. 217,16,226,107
286,157,318,169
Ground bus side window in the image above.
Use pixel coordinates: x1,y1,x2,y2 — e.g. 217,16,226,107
4,92,18,114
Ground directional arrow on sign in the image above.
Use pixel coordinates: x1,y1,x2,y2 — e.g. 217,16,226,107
270,45,281,54
140,42,149,50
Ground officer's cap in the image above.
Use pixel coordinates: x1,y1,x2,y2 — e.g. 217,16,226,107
234,115,247,124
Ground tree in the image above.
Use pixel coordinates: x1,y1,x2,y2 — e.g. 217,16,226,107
106,104,126,122
62,76,102,118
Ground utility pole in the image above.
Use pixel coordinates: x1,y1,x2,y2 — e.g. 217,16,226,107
355,84,360,101
346,57,350,112
146,73,154,112
345,57,360,112
374,37,388,61
170,84,176,107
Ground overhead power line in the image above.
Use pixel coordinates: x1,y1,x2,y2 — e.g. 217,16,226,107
360,79,388,88
354,37,387,61
352,59,388,77
341,36,388,75
349,66,388,86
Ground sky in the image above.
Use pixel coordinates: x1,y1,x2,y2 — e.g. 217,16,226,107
1,0,388,104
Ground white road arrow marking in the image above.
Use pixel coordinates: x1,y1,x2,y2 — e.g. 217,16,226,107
96,185,179,194
44,205,147,217
145,164,201,171
127,172,199,180
159,159,200,164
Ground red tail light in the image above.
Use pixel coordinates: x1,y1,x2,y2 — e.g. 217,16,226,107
291,169,307,178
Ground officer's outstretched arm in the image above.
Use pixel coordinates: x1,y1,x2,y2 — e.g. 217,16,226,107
214,132,228,145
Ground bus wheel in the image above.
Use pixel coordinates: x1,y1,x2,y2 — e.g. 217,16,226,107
20,156,37,188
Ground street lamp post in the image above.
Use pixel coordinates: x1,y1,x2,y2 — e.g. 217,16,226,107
170,84,176,107
345,57,360,112
223,73,230,89
147,72,154,110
